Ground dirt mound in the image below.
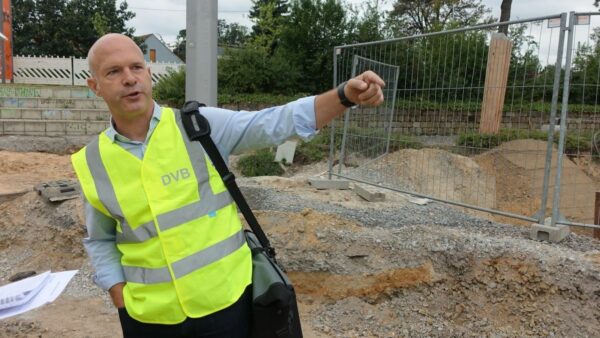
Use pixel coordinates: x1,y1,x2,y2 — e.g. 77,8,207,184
354,148,496,209
474,139,599,226
0,192,86,278
0,151,75,195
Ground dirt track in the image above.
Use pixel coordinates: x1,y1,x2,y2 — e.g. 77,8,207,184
1,146,600,337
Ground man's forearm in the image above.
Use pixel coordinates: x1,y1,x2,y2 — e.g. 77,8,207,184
314,88,348,130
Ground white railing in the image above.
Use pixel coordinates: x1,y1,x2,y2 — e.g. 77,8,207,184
12,55,184,86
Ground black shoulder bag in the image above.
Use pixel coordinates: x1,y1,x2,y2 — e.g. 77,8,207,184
179,101,303,338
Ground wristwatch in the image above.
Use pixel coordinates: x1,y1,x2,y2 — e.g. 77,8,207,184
337,81,356,108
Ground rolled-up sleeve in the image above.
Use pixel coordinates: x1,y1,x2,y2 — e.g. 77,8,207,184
199,96,318,156
83,201,124,291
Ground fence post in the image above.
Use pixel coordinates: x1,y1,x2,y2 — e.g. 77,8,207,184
479,33,512,134
538,12,568,225
549,11,575,235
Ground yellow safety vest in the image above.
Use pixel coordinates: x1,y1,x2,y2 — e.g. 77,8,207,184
71,107,252,324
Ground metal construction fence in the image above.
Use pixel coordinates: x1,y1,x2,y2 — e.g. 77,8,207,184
11,55,183,86
330,12,600,230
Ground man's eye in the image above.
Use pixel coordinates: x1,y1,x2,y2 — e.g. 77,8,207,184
107,69,118,76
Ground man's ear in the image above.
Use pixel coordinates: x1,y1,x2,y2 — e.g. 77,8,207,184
87,77,99,96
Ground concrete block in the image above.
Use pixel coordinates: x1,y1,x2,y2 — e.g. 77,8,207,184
74,99,95,109
40,88,53,98
3,121,24,133
53,88,71,99
22,110,42,119
353,184,385,202
61,110,81,120
2,98,19,107
275,140,297,164
308,178,350,190
93,100,108,109
18,98,38,108
87,121,109,134
81,110,109,121
38,98,52,108
46,122,66,133
530,223,570,243
42,109,62,120
70,88,95,99
24,121,46,132
66,121,86,135
0,109,20,119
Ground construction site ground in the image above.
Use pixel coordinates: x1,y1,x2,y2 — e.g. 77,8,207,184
1,136,600,338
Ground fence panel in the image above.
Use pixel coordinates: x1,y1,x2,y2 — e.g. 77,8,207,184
13,56,72,85
331,15,569,224
11,55,184,86
551,12,600,230
73,57,91,86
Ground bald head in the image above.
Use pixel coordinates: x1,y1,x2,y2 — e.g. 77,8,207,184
88,34,144,76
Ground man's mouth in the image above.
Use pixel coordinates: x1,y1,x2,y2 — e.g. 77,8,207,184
124,91,141,98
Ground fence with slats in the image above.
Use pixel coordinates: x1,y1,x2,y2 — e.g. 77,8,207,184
11,55,183,86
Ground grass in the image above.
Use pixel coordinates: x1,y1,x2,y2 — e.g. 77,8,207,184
456,129,593,154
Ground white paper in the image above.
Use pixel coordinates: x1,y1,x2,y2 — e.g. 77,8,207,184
0,271,51,311
0,270,78,320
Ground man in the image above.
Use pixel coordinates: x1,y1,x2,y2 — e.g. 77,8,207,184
71,33,384,338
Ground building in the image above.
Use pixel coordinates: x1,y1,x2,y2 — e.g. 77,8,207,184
137,34,183,64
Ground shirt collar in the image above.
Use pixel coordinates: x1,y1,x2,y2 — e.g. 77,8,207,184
105,102,162,143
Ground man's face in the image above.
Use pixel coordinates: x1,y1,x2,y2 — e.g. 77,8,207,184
87,38,153,120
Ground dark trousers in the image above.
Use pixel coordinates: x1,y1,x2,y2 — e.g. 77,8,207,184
118,286,252,338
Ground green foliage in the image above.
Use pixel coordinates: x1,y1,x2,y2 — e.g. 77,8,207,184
218,47,300,94
218,92,308,106
456,129,592,154
388,0,493,35
249,0,289,39
294,129,337,164
12,0,136,57
153,68,186,108
237,148,284,176
278,0,354,93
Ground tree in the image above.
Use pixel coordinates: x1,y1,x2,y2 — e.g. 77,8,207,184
173,29,186,62
498,0,512,34
12,0,136,57
278,0,354,93
352,0,386,42
249,0,288,37
171,20,249,62
218,20,249,47
388,0,493,35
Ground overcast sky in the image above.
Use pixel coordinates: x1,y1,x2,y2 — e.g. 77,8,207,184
123,0,599,46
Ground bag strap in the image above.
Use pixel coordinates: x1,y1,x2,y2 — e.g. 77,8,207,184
179,101,276,259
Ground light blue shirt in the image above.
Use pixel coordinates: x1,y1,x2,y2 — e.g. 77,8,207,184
84,97,318,290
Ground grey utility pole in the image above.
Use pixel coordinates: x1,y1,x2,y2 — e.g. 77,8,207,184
186,0,218,106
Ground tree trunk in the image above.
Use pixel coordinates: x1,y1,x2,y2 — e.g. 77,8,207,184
498,0,512,34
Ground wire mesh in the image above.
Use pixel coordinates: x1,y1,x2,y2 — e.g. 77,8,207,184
331,15,569,223
551,12,600,229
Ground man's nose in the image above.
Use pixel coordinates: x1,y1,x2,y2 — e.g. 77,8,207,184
122,68,137,85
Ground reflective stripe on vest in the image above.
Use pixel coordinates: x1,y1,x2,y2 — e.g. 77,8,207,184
123,230,245,284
